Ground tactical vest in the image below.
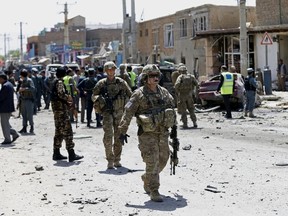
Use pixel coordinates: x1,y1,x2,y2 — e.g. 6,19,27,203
220,72,234,95
178,74,194,91
244,77,256,91
84,77,97,94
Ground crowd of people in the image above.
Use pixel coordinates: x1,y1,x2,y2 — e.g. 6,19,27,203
0,61,261,202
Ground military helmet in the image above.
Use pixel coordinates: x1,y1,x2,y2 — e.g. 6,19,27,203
142,64,160,75
178,65,187,73
104,61,117,71
119,64,126,69
141,64,161,83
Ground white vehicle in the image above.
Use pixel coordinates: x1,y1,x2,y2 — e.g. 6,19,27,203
65,62,80,72
45,63,64,77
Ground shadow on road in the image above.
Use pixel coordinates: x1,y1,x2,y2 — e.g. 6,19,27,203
126,193,187,211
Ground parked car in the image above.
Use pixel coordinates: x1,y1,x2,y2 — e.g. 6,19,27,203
198,73,262,107
45,63,64,77
198,73,245,106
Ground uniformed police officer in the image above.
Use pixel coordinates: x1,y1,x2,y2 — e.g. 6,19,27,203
118,64,176,202
92,61,132,169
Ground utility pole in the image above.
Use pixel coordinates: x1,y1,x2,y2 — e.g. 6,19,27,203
122,0,128,63
15,22,27,62
239,0,248,76
58,1,76,64
0,34,9,60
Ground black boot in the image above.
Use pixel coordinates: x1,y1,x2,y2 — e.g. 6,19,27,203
30,125,34,133
87,120,91,128
53,148,68,160
19,126,27,133
96,121,102,128
68,149,84,162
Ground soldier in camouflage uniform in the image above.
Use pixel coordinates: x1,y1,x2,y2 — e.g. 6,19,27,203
92,61,132,169
118,64,176,202
174,65,198,128
18,69,35,134
50,67,83,162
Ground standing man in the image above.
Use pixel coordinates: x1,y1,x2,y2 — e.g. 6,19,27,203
244,68,258,118
0,73,19,144
117,64,132,88
92,61,132,169
18,69,35,133
127,65,137,91
44,71,56,110
174,65,198,128
50,67,84,162
277,59,287,91
118,64,176,202
78,68,98,127
217,65,235,119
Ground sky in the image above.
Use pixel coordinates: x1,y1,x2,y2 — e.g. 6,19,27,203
0,0,255,56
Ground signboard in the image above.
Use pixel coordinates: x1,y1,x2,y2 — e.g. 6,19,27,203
261,32,273,45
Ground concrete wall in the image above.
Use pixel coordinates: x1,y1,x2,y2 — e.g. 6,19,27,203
256,0,288,26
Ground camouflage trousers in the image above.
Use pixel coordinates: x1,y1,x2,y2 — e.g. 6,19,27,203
177,95,197,124
138,128,170,192
102,111,123,163
53,110,75,150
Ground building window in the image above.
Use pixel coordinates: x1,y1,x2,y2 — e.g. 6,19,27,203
180,18,187,38
192,18,198,37
164,24,174,48
145,29,148,36
140,30,142,37
152,29,159,46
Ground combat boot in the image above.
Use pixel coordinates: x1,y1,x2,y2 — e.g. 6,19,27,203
53,148,68,160
87,120,91,128
107,161,114,169
244,111,248,117
68,149,84,162
193,122,198,128
249,112,256,118
182,123,188,129
114,161,122,167
30,125,34,133
19,126,27,134
141,174,150,194
150,190,163,202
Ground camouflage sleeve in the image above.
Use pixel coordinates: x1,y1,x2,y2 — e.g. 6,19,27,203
56,80,68,101
93,79,105,96
118,90,140,134
192,76,199,88
174,75,182,93
122,79,132,97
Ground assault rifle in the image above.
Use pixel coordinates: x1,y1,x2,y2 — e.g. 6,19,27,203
69,84,79,128
169,125,180,175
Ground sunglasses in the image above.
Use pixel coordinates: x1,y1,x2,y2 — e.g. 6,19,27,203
148,74,160,78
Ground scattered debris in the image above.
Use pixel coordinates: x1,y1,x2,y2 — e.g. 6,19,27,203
275,163,288,167
182,145,192,150
35,165,44,171
204,185,222,193
22,172,35,175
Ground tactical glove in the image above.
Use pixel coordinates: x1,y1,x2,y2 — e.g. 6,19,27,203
119,134,130,144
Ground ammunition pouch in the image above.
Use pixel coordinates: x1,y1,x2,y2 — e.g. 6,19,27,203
92,95,106,114
163,108,176,128
137,114,156,132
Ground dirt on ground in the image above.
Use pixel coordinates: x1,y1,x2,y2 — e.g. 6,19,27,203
0,91,288,216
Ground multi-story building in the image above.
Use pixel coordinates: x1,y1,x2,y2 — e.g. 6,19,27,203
137,4,256,78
